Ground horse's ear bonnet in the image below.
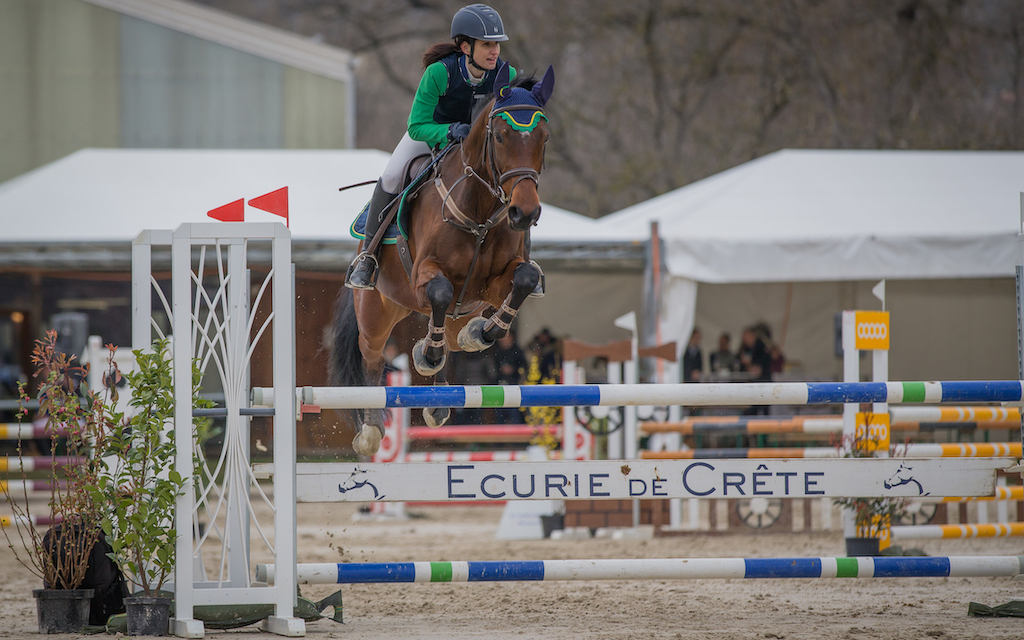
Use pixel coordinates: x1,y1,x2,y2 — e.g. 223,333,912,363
491,63,554,132
531,66,555,106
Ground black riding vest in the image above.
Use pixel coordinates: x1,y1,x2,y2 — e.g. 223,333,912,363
432,53,506,126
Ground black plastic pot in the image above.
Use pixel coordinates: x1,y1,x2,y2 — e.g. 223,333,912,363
125,595,173,636
33,588,95,634
540,514,565,538
845,537,881,557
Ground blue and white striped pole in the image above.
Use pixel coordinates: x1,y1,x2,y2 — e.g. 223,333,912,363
256,556,1024,585
252,380,1024,410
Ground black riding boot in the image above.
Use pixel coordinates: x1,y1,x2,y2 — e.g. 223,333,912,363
346,180,397,290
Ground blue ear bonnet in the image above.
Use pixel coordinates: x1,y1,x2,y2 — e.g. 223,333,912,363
493,86,547,131
490,64,554,131
495,85,544,111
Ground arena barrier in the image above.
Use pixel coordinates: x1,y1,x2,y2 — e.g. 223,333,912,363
255,555,1024,585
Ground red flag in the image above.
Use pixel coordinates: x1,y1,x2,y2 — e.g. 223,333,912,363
248,187,289,227
207,198,245,222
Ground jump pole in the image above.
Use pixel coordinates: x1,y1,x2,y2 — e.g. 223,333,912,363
251,380,1024,410
641,413,1020,436
891,522,1024,540
255,555,1024,585
640,442,1023,459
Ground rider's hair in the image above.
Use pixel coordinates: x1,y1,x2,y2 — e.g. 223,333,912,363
422,38,471,68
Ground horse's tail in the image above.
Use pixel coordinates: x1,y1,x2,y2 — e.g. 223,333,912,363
328,287,366,387
327,287,366,429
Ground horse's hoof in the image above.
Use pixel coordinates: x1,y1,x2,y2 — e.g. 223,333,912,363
352,424,382,457
412,338,446,376
423,407,451,429
457,316,494,352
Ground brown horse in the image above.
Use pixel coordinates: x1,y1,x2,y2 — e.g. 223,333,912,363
330,64,555,456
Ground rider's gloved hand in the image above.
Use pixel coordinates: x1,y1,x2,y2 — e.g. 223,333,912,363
448,123,471,142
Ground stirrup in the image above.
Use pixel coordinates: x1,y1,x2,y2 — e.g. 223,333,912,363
345,253,380,290
528,260,545,298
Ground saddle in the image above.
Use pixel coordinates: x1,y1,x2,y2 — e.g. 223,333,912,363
348,154,436,245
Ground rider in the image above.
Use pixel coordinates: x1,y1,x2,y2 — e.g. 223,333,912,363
346,3,526,291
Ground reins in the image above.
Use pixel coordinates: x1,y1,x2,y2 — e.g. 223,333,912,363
432,103,544,319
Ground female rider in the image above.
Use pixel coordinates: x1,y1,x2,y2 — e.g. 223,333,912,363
346,3,517,290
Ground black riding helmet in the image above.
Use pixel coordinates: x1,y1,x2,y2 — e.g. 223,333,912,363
451,4,508,42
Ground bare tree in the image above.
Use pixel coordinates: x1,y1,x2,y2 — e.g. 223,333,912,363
194,0,1024,217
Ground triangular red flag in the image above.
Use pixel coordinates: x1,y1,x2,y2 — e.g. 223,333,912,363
248,187,289,227
208,198,245,222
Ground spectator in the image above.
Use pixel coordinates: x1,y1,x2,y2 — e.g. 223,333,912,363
489,330,527,423
769,343,786,375
737,326,772,415
709,332,737,377
528,328,561,383
681,327,703,382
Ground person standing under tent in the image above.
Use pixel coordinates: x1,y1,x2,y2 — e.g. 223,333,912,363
682,327,704,382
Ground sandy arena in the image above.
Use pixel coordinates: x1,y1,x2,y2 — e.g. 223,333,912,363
3,499,1024,639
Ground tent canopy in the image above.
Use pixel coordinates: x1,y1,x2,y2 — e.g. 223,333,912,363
594,149,1024,283
0,148,593,250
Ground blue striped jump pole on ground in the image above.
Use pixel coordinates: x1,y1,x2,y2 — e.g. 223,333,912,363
252,381,1024,410
255,556,1024,585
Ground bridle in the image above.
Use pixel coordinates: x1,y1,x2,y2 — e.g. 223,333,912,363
433,102,546,318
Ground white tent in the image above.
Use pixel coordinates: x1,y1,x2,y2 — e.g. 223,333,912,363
594,149,1024,381
0,148,641,349
0,147,591,246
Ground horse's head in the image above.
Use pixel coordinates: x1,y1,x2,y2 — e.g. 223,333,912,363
482,64,554,232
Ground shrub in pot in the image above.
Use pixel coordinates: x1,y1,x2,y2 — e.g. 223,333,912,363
832,423,909,557
1,330,112,633
93,340,208,636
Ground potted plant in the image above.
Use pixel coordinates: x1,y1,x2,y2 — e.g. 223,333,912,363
93,339,196,636
1,330,110,633
832,420,910,556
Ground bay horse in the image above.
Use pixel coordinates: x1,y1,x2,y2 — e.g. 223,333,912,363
330,64,555,456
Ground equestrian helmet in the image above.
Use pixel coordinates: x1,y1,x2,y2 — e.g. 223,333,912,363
451,4,508,42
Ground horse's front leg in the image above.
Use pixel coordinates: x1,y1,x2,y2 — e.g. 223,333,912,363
458,261,540,351
411,273,452,377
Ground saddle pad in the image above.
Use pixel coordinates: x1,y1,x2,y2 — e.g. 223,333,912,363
349,199,400,245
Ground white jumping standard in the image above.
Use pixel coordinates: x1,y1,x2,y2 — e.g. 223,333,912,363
134,224,300,638
149,222,1024,636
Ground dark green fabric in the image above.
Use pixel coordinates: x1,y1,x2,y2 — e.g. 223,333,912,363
968,600,1024,618
103,590,343,632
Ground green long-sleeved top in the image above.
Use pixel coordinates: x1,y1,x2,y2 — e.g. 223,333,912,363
407,55,517,148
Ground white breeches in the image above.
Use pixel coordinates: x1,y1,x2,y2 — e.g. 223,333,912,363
380,133,433,193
